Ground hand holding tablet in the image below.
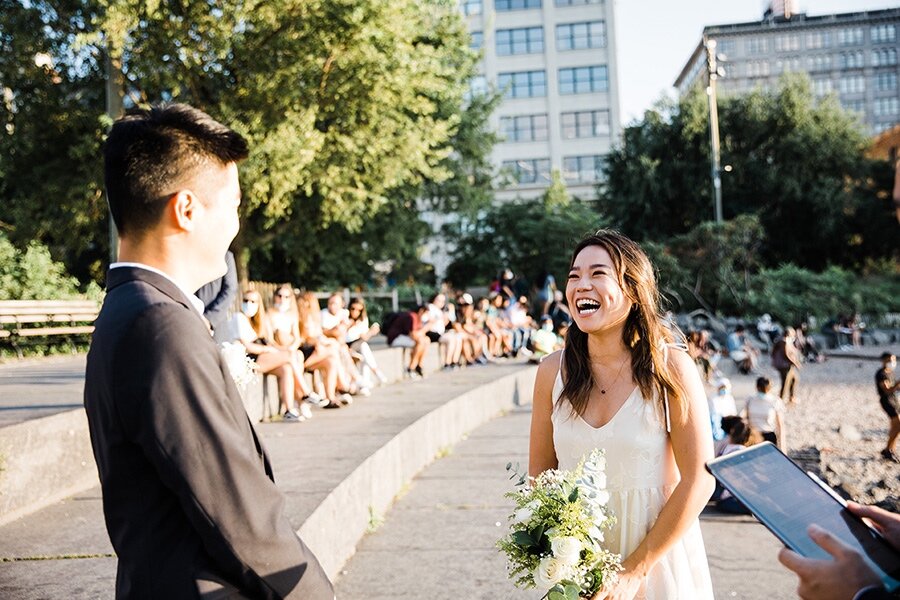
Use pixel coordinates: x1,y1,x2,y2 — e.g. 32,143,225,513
706,442,900,595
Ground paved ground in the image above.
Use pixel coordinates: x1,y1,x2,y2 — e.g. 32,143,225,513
0,355,86,426
336,407,798,600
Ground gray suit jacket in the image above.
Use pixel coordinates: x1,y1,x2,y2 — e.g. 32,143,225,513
84,267,333,599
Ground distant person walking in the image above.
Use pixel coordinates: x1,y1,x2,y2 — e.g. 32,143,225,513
876,352,900,462
771,327,801,404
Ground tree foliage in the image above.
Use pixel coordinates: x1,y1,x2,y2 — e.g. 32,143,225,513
444,181,606,289
601,75,897,271
0,0,491,287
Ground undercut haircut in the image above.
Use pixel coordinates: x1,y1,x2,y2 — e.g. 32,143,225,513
103,103,248,236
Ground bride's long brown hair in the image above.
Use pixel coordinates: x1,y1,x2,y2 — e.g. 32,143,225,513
560,229,686,422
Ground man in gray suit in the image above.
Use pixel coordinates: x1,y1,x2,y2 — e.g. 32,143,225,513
84,103,333,599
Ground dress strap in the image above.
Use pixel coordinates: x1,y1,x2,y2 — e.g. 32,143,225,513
659,342,685,434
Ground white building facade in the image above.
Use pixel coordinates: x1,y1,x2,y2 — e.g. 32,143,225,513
463,0,622,201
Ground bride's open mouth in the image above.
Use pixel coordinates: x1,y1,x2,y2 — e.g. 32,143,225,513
575,298,601,316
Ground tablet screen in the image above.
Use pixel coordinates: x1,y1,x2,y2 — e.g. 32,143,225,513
707,442,900,592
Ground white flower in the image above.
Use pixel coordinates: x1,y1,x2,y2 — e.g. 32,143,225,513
513,506,533,524
594,490,610,507
588,525,604,543
533,556,569,590
550,536,583,565
220,342,257,388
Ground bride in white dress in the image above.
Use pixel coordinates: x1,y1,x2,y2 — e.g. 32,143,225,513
529,230,716,600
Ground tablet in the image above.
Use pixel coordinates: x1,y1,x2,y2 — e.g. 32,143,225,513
706,442,900,592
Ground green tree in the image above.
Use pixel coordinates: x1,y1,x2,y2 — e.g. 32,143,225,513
601,75,897,270
444,181,606,288
1,0,485,288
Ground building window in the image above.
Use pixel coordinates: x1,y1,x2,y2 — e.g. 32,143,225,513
558,65,608,94
555,0,603,5
746,61,770,77
501,158,552,185
838,75,865,95
776,56,802,73
874,97,900,117
717,39,736,56
876,72,898,92
841,98,865,114
806,30,830,49
464,75,487,101
560,109,610,138
812,78,833,96
872,48,898,67
499,114,549,142
470,31,483,50
563,155,605,184
498,70,547,98
837,27,864,46
461,0,482,15
496,27,544,55
774,34,800,52
747,37,768,55
807,54,832,71
495,0,541,11
556,21,606,51
871,24,896,44
839,51,865,69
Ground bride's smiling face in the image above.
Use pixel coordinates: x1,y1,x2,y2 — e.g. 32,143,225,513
566,244,633,335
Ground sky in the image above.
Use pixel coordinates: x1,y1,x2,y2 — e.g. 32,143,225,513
614,0,899,124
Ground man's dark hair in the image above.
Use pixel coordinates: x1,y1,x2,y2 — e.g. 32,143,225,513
756,376,771,392
883,352,896,363
103,103,248,236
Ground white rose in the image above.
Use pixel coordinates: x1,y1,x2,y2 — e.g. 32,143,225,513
513,506,533,524
588,525,604,543
550,536,583,565
533,556,568,590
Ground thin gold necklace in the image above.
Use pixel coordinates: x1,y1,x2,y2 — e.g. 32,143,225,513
597,355,630,395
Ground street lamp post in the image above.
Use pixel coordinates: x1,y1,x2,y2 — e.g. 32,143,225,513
705,37,724,224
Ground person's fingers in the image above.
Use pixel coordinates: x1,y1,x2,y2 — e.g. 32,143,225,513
849,502,891,524
807,524,850,558
778,547,815,576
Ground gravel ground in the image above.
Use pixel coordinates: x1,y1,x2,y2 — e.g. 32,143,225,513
723,345,900,512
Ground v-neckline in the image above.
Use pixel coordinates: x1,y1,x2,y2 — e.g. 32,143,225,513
576,385,639,430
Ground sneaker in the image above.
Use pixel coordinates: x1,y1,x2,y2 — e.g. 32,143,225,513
323,401,342,409
406,368,422,380
303,392,330,408
414,366,425,378
354,386,371,397
881,448,898,462
298,402,313,420
339,393,354,405
282,409,305,423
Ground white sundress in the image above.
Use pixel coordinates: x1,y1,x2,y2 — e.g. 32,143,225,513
551,365,715,599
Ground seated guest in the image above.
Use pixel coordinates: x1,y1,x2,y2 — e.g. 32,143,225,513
742,376,786,449
484,294,513,358
265,285,326,413
195,250,237,339
345,297,388,385
384,305,431,379
320,292,350,341
504,295,534,357
231,290,308,421
530,315,562,360
707,377,738,454
711,416,759,515
457,293,488,365
422,293,463,369
726,325,758,374
296,292,355,407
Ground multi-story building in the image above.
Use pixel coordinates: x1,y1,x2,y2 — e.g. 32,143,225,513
462,0,622,201
675,4,900,135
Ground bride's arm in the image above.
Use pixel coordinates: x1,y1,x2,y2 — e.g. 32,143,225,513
598,349,715,599
529,350,561,478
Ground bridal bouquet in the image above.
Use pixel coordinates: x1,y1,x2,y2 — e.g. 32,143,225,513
220,342,258,389
498,449,621,600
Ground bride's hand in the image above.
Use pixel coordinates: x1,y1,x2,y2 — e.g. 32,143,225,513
589,567,643,600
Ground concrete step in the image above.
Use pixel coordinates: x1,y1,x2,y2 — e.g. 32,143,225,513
0,342,441,525
0,360,536,598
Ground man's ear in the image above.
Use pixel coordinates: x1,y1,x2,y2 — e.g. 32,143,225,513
170,189,200,232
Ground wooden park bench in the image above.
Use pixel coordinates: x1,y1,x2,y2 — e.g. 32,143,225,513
0,299,100,357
